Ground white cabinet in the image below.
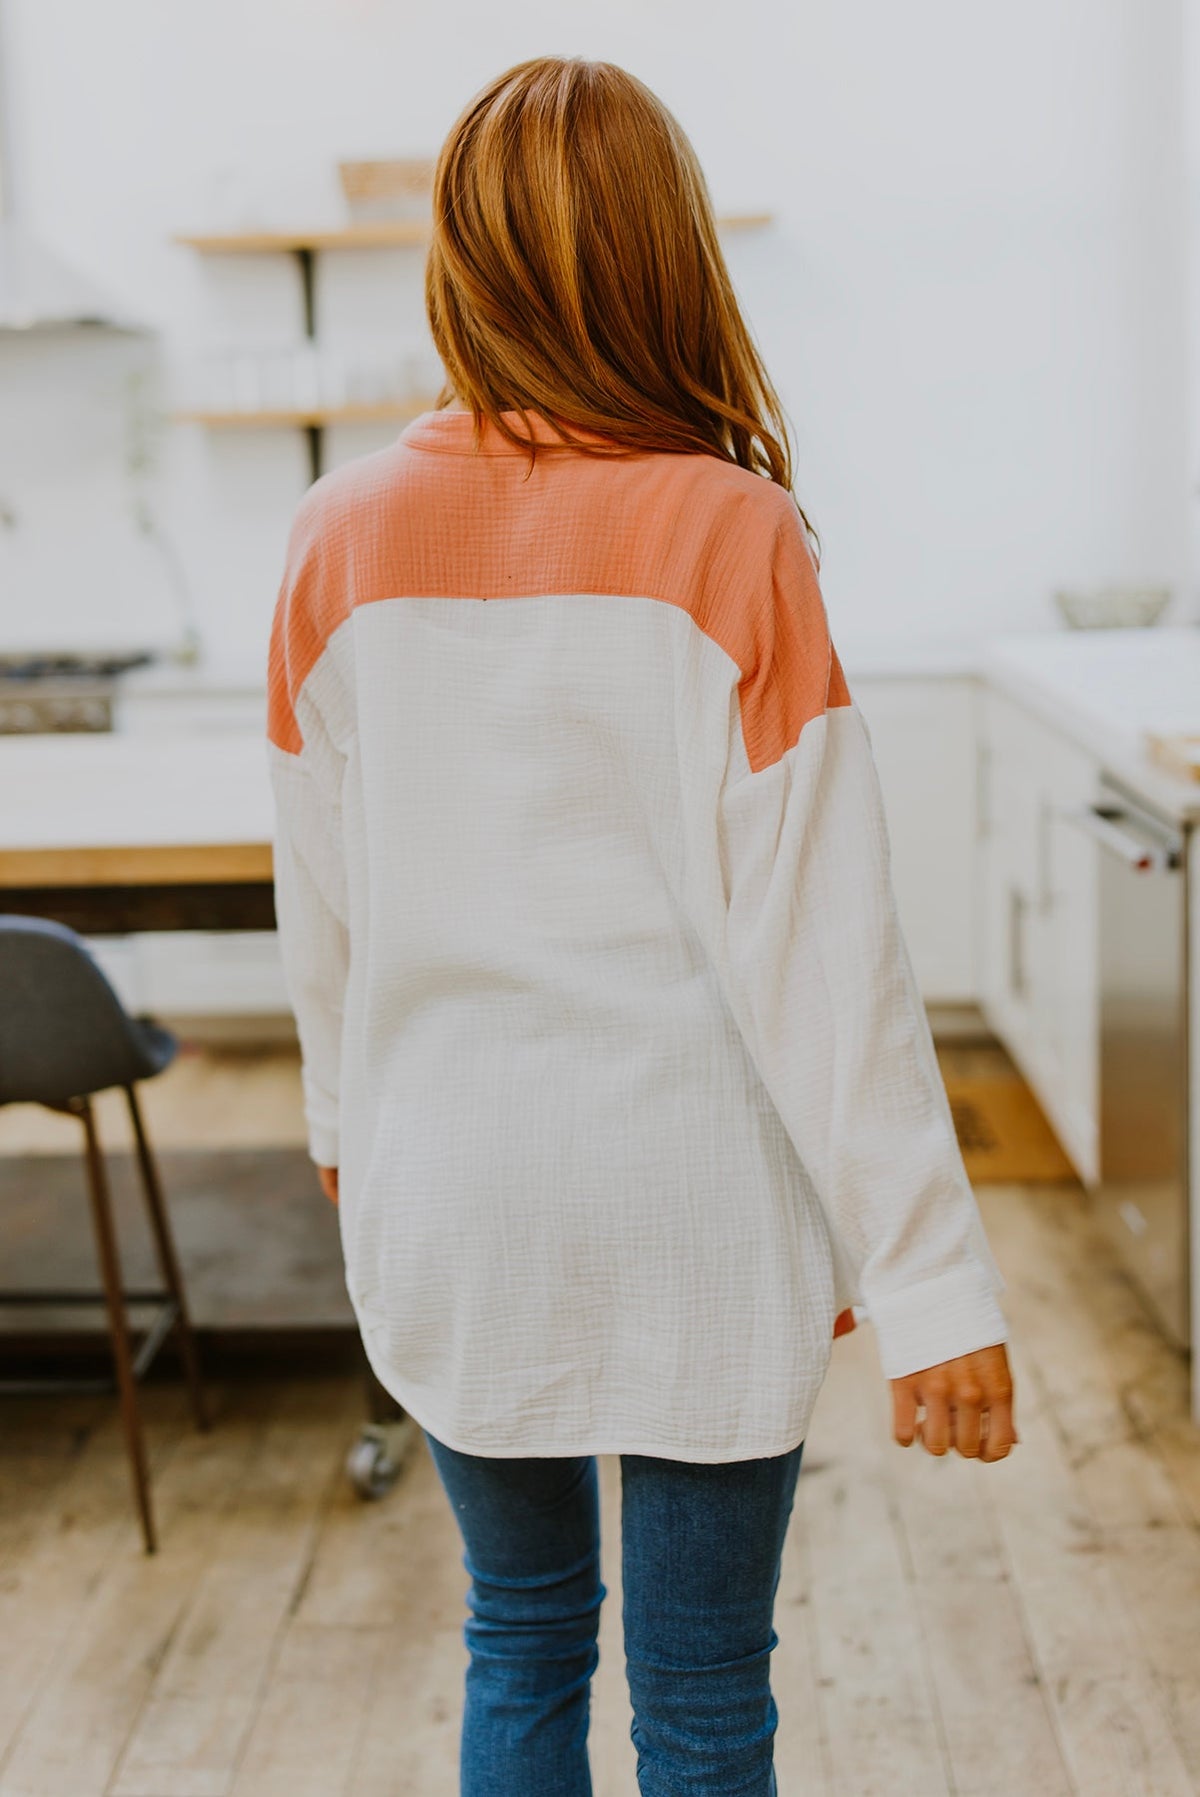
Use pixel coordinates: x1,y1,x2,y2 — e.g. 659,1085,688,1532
977,686,1101,1182
113,681,265,737
109,681,287,1020
853,677,978,1005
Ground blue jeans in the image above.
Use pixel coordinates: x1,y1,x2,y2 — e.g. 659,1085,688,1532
422,1429,805,1796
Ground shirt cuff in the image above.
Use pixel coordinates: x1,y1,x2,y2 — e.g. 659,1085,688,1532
864,1265,1009,1380
307,1119,340,1169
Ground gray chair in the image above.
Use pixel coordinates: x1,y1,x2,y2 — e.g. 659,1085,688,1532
0,915,210,1553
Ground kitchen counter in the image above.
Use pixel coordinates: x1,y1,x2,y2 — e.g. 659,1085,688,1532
0,732,272,884
982,626,1200,824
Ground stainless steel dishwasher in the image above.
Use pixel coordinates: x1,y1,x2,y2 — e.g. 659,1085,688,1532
1072,776,1190,1349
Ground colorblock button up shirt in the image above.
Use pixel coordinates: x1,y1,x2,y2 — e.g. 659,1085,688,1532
265,408,1007,1461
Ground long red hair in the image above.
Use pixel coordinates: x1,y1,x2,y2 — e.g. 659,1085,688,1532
425,57,819,558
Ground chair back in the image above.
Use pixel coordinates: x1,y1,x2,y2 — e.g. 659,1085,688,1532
0,915,150,1106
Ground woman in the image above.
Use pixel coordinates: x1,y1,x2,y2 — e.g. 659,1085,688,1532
266,56,1016,1797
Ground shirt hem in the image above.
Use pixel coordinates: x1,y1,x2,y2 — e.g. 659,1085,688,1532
360,1345,815,1465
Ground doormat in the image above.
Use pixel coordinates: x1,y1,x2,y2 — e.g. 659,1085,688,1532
944,1076,1076,1184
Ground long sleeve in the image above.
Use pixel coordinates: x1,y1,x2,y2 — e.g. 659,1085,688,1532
268,740,349,1167
709,496,1007,1381
266,481,351,1169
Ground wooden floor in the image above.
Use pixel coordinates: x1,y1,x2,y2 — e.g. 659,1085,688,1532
2,1050,1199,1793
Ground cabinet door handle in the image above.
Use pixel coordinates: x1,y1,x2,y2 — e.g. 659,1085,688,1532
975,740,991,839
1008,885,1028,999
1059,805,1179,871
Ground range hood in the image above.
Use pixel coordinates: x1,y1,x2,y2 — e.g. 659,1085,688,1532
0,0,149,333
0,217,149,332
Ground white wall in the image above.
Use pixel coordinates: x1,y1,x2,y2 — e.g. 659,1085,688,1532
0,0,1194,670
1185,0,1200,608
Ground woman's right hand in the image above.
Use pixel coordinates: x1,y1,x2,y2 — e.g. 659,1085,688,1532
890,1343,1017,1461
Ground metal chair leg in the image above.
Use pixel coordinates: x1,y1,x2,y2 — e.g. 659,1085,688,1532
75,1097,157,1555
124,1084,210,1434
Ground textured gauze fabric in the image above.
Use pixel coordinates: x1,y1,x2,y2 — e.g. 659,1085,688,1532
264,408,1008,1461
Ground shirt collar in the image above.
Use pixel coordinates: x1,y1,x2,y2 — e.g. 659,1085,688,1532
400,408,617,455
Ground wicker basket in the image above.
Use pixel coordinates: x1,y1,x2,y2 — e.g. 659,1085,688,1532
338,158,435,221
1145,731,1200,784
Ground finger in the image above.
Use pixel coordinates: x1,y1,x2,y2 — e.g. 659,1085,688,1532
979,1388,1018,1462
917,1387,951,1457
951,1388,982,1459
892,1382,918,1447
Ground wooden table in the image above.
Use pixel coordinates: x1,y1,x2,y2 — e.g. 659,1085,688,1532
0,731,408,1460
0,733,276,934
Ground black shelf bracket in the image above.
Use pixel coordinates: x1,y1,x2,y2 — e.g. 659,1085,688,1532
293,246,323,483
295,245,317,338
303,422,323,486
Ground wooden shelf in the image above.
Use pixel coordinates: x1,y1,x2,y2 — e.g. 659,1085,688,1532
170,208,775,481
171,400,435,428
175,221,432,253
174,213,774,254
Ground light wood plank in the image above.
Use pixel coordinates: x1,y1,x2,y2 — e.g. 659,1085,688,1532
0,842,271,888
175,222,432,251
172,404,429,430
291,1421,446,1631
1098,1523,1200,1776
108,1378,359,1797
881,1380,1073,1793
0,1386,237,1797
0,1395,111,1578
982,1188,1189,1528
980,1187,1200,1783
799,1333,952,1797
980,1337,1195,1796
227,1623,385,1797
345,1617,463,1796
0,1389,190,1777
982,1185,1200,1527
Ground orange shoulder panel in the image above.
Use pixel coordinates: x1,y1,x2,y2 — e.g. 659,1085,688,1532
267,475,355,754
267,426,849,769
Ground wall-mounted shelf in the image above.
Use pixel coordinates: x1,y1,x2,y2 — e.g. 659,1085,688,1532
172,401,434,428
174,210,775,481
173,213,773,255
